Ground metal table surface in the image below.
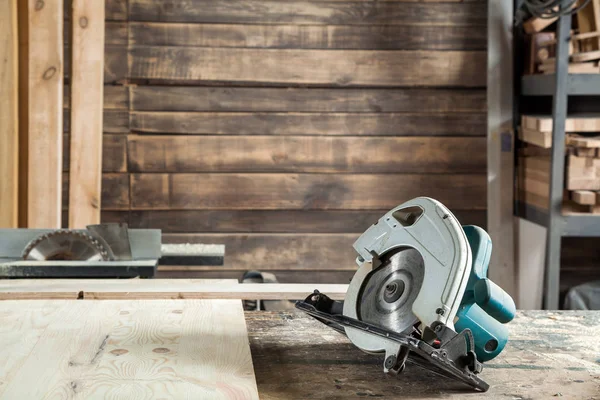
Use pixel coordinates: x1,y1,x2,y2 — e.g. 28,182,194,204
246,310,600,399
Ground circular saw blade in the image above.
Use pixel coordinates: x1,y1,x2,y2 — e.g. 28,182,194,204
357,248,425,333
22,230,111,262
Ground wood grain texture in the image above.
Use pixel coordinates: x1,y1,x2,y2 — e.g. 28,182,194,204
64,85,129,110
247,311,600,399
129,47,487,87
522,114,600,132
69,0,105,228
63,173,129,211
130,87,487,113
129,209,487,233
130,173,487,210
64,134,127,173
129,22,487,50
130,112,486,136
0,280,347,300
0,297,260,398
156,268,356,283
63,110,129,133
164,233,360,270
128,0,486,25
127,136,486,173
27,0,63,228
0,0,19,227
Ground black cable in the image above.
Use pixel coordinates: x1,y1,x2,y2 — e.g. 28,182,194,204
523,0,592,19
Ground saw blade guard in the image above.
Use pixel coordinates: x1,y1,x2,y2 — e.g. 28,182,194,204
347,197,472,333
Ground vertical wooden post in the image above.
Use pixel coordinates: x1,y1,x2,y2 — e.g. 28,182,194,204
27,0,63,228
69,0,105,228
0,0,19,228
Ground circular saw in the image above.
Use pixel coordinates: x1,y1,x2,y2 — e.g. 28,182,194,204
296,197,516,392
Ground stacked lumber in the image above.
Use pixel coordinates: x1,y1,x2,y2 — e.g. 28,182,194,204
523,0,600,75
518,115,600,213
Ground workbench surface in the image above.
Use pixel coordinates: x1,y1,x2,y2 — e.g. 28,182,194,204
247,311,600,400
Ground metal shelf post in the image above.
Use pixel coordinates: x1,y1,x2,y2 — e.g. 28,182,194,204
544,12,571,309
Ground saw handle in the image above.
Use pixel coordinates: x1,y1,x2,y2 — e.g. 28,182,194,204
474,278,516,324
455,225,516,362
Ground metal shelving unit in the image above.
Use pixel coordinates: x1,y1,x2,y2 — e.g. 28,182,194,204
518,11,600,309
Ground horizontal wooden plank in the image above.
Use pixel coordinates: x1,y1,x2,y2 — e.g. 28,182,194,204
62,173,129,210
129,47,487,87
0,280,348,300
64,134,127,172
128,1,486,25
127,136,486,173
61,210,129,228
130,173,486,210
155,268,356,283
163,233,360,269
130,112,486,136
129,22,486,50
128,209,486,233
63,110,129,133
131,87,487,113
64,85,128,110
522,114,600,133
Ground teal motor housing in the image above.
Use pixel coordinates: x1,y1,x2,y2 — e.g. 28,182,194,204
455,225,516,362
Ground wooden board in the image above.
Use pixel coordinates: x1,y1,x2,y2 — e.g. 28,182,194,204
68,0,106,228
572,189,596,205
128,209,487,233
129,22,486,50
0,280,348,300
130,87,487,113
130,173,487,210
127,136,486,173
567,133,600,147
64,135,127,173
62,173,129,211
247,311,600,398
27,0,63,228
129,112,486,136
518,127,552,148
523,15,558,34
0,0,19,228
129,47,486,87
522,114,600,132
0,296,260,398
128,0,486,25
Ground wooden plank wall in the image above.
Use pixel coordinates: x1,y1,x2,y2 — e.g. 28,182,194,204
64,0,488,282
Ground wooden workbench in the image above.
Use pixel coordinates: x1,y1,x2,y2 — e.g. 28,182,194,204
247,311,600,399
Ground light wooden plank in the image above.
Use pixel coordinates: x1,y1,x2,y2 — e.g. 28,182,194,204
522,114,600,132
571,190,596,205
69,0,106,228
518,127,552,148
130,173,487,210
0,293,260,398
27,0,63,228
127,136,486,173
523,15,558,34
130,112,486,136
62,173,129,211
129,47,487,87
0,280,348,300
0,0,19,228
